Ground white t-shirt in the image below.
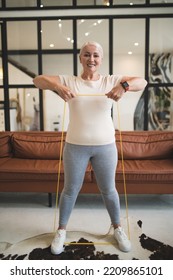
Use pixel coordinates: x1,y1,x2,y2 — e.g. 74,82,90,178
59,75,122,145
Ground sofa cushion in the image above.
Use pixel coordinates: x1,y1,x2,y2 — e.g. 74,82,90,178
116,159,173,183
11,133,65,159
0,132,12,158
116,131,173,160
0,158,92,183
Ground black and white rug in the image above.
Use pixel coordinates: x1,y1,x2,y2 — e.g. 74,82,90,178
0,221,173,260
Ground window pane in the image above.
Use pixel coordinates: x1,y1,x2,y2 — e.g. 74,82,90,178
42,54,72,131
0,90,5,131
0,58,3,86
149,18,173,83
7,21,37,50
41,20,73,50
41,0,72,6
8,55,37,84
113,19,145,75
0,24,3,86
6,0,37,7
150,0,173,3
42,54,73,75
77,0,95,5
0,112,5,131
113,18,145,131
0,88,4,103
77,19,109,75
0,24,1,50
0,25,2,85
77,0,112,5
148,87,173,130
113,0,145,4
9,88,40,131
44,91,69,131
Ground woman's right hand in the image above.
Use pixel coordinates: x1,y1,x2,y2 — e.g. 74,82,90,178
33,75,76,102
54,84,76,102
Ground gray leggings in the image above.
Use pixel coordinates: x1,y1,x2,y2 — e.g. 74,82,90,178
59,142,121,227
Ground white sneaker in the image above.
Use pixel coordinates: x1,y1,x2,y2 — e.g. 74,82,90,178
51,229,66,255
114,227,131,252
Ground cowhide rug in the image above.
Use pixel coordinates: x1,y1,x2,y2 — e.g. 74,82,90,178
0,221,173,260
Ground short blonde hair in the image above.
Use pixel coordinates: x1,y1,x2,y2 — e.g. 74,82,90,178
79,41,104,58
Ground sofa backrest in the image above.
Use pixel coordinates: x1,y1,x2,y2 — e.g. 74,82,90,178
116,131,173,160
11,132,65,159
0,132,13,158
0,131,173,160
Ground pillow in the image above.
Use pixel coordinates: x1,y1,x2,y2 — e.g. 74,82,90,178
116,131,173,160
12,133,65,159
0,133,12,158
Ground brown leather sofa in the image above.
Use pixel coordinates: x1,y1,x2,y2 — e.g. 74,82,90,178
0,130,173,206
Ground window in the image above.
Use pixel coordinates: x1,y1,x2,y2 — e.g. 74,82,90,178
77,19,109,75
113,0,145,4
1,11,173,131
77,0,97,5
148,87,173,130
0,23,4,131
6,0,37,8
7,21,37,85
8,55,37,85
0,25,3,87
9,88,40,131
41,0,72,7
42,54,73,75
113,18,145,130
149,18,173,83
41,20,73,50
148,18,173,130
150,0,173,3
7,21,37,50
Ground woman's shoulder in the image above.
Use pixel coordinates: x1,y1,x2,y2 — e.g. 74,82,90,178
59,74,76,79
101,74,122,83
101,74,122,80
59,74,79,82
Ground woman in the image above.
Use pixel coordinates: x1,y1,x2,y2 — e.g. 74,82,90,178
33,41,147,255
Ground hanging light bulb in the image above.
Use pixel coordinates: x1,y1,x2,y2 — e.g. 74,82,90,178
103,0,110,6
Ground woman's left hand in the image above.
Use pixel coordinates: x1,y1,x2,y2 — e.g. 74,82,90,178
106,85,124,101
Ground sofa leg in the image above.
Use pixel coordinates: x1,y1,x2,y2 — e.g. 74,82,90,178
48,193,52,207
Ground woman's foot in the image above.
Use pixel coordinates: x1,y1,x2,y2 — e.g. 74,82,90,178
114,226,131,252
51,229,66,255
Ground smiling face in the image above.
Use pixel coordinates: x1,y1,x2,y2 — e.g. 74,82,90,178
79,44,103,75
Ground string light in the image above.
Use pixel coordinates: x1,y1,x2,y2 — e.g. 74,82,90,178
103,0,110,6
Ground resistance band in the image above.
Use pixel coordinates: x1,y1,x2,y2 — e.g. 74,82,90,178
116,102,130,240
53,94,130,244
53,101,67,232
